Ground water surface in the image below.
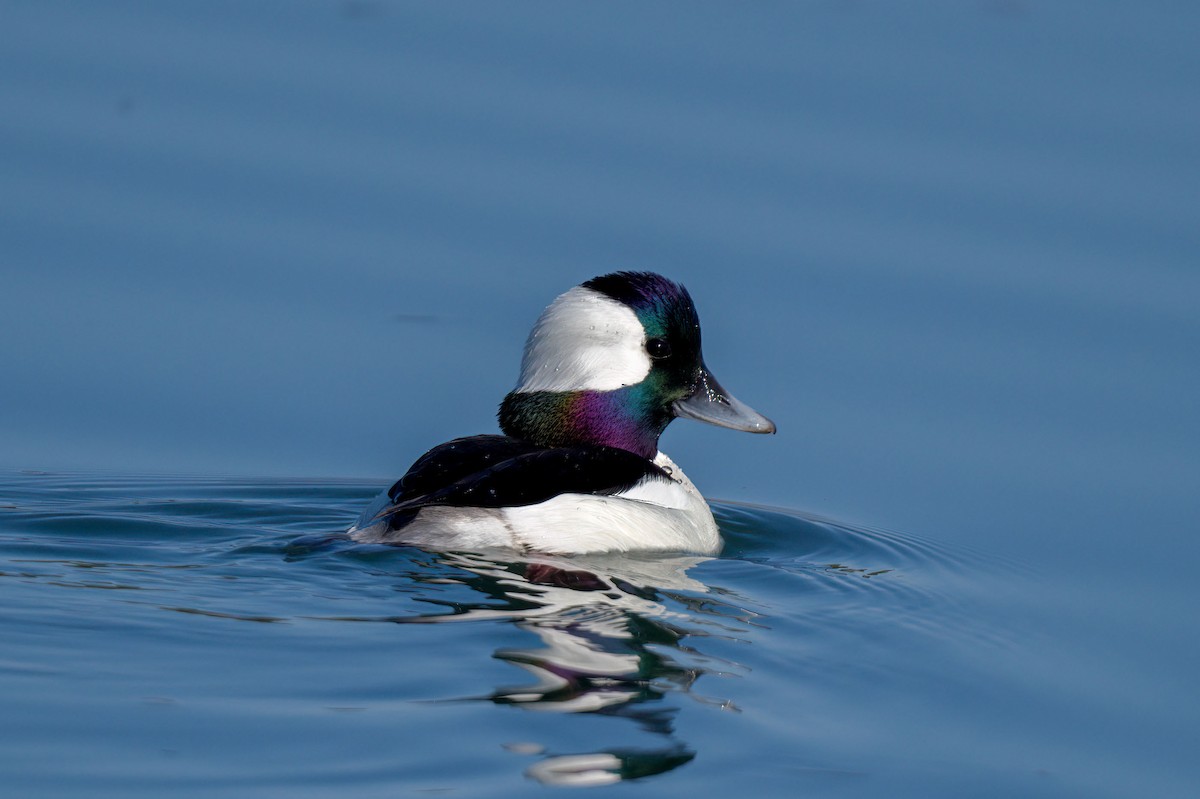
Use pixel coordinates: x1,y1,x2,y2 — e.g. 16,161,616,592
1,2,1198,796
3,471,1168,798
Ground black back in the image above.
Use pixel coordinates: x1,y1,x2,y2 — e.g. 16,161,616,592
376,435,669,531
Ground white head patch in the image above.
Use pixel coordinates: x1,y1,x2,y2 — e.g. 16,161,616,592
515,286,650,393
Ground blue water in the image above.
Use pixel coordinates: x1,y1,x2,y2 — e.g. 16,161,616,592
0,473,1036,796
2,1,1198,796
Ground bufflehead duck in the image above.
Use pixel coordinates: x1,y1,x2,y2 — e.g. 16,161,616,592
349,271,774,554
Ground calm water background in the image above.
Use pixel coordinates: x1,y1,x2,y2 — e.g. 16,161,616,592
2,1,1198,796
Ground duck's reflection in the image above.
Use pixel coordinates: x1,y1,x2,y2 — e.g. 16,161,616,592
393,550,751,786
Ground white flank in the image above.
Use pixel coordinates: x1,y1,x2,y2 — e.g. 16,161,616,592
515,286,650,393
348,451,721,555
610,475,693,510
503,452,719,554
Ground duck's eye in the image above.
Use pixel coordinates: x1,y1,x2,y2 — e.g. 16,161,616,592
646,337,672,360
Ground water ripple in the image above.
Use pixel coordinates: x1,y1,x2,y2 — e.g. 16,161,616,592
0,472,1025,789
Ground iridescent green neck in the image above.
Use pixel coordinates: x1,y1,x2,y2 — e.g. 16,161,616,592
498,387,672,460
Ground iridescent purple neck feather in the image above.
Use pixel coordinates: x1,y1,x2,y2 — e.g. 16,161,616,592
499,384,670,460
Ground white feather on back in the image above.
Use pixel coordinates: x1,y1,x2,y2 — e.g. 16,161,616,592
515,286,650,393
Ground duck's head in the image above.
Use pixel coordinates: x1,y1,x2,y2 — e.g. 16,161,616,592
498,271,775,459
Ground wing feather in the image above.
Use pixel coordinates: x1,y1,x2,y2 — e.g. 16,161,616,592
373,437,669,531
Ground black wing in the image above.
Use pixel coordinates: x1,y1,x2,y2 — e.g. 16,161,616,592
387,435,544,503
375,437,668,531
